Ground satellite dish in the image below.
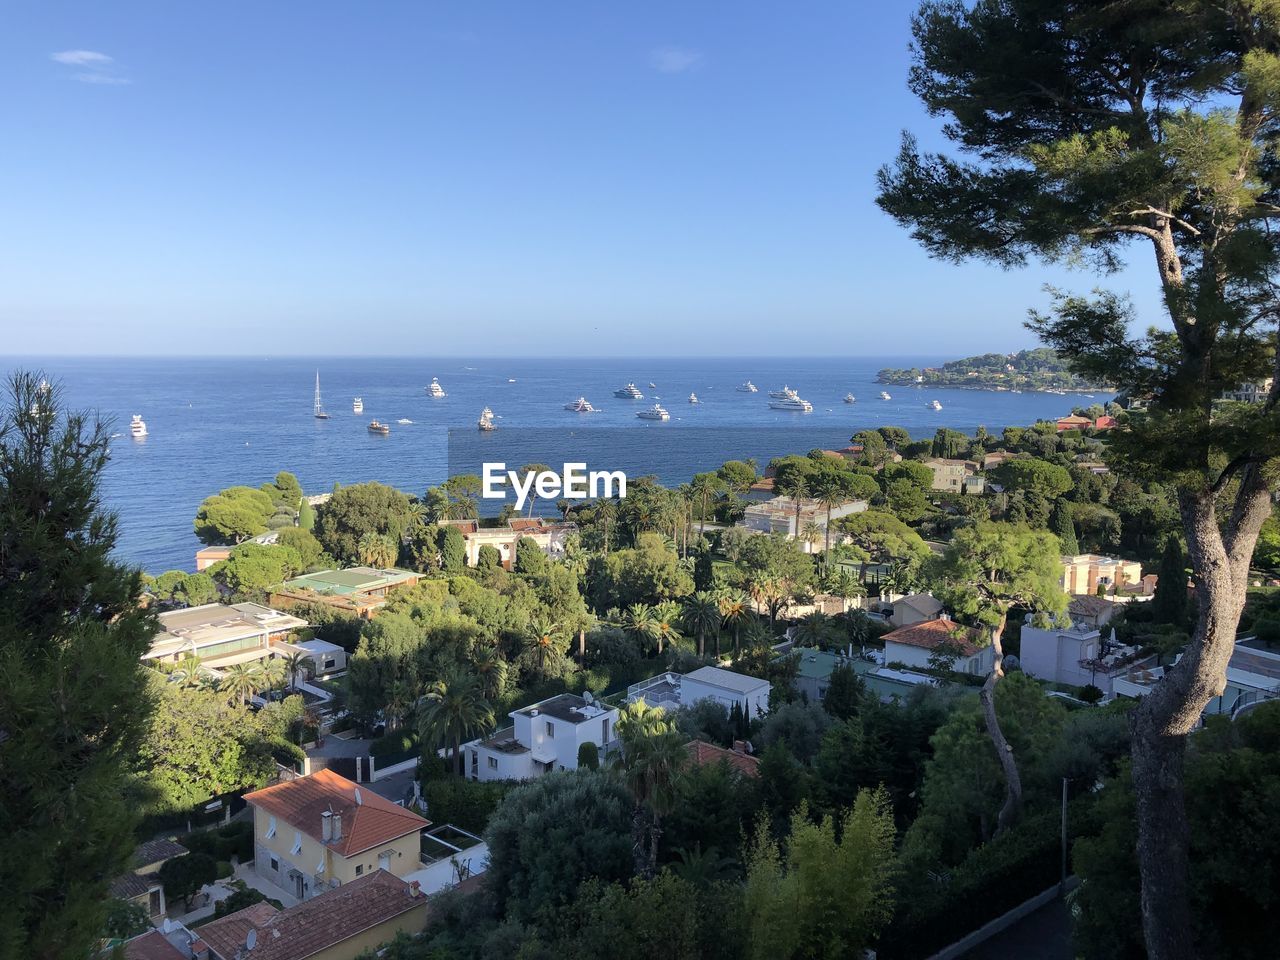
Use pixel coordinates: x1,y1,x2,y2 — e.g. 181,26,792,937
246,929,257,950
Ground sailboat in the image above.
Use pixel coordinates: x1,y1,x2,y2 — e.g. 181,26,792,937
313,372,330,419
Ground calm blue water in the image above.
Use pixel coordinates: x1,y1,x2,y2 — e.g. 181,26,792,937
6,356,1108,573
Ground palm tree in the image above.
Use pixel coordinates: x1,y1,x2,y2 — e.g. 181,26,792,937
357,532,397,568
260,657,288,695
522,619,569,681
688,473,722,543
671,843,738,885
220,662,265,706
794,611,835,648
417,667,494,776
281,651,310,691
595,498,617,555
624,603,657,649
813,474,852,556
650,601,683,656
775,474,810,543
469,643,509,701
718,591,752,659
171,656,204,689
801,520,824,555
682,591,722,659
614,699,687,878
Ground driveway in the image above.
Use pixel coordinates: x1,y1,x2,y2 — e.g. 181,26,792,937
959,894,1074,960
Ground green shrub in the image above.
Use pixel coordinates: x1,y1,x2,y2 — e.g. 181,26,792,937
577,742,600,770
370,729,419,759
213,886,282,918
215,860,233,879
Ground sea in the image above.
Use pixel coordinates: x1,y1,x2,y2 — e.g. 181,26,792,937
4,356,1111,574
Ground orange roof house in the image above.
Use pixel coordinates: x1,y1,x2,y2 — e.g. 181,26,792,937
881,617,994,676
244,769,430,901
685,739,761,778
1055,414,1093,432
200,870,428,960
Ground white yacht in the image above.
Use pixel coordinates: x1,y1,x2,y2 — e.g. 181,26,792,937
427,378,447,398
478,407,496,431
768,385,798,400
769,393,813,413
614,383,644,399
843,393,856,404
130,414,148,438
564,397,597,413
689,392,699,404
637,404,670,421
397,418,414,424
736,380,758,393
353,397,364,414
879,391,892,401
929,399,943,411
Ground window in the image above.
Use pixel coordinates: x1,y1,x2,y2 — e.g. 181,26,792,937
355,865,363,876
545,721,554,738
601,718,610,743
487,756,498,769
291,832,302,855
266,816,277,839
270,856,279,872
323,658,336,669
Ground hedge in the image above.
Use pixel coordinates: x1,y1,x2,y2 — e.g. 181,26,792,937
421,778,515,835
181,820,255,864
878,810,1064,959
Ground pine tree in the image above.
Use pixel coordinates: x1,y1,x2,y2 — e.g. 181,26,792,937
1151,539,1188,627
0,373,157,960
1049,501,1078,556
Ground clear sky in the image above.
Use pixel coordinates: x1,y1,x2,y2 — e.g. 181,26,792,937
1,1,1165,357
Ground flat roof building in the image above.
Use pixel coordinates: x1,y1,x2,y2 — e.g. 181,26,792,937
145,603,308,669
270,567,420,619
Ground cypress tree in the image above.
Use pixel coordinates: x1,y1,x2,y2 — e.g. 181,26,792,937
0,373,157,960
1151,538,1188,627
1049,500,1078,556
693,547,715,592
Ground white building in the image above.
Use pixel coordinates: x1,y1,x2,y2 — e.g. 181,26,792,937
627,666,771,718
1114,636,1280,716
464,693,618,782
297,638,347,677
145,602,309,671
1020,623,1149,694
739,496,867,551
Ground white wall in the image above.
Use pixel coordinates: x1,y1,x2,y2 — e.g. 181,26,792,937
680,677,770,718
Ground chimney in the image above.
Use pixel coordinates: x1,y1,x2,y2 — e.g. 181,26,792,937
409,880,422,898
321,810,332,842
732,740,747,755
331,811,343,843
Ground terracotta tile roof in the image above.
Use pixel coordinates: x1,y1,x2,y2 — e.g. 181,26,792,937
244,768,429,858
1068,595,1118,620
201,902,282,960
203,871,426,960
122,930,187,960
132,837,188,868
882,618,983,656
685,739,761,778
110,872,157,900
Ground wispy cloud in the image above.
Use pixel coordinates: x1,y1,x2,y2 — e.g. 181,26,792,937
50,49,130,84
650,46,703,74
51,49,113,66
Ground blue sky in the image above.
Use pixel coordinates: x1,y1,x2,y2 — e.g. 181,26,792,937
1,2,1164,357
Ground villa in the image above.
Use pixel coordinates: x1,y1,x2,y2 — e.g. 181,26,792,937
882,617,993,676
109,838,188,923
888,592,944,628
1113,634,1280,716
921,458,977,492
1020,621,1152,694
738,495,868,550
439,517,576,569
194,531,281,572
243,769,431,901
464,693,618,782
269,567,420,619
144,602,309,671
1060,553,1147,597
685,739,761,777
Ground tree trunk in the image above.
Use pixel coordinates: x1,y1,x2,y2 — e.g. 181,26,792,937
824,504,832,555
578,628,585,662
647,815,662,879
979,611,1022,836
1131,478,1270,959
632,804,649,877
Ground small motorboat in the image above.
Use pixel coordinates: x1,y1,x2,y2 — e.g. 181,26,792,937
368,420,390,435
689,393,699,404
397,418,413,424
843,393,855,404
